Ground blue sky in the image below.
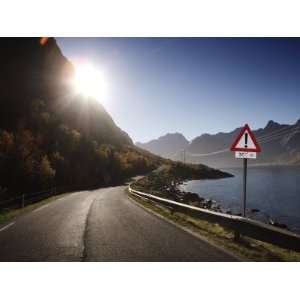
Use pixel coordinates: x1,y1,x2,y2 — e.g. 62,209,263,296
57,38,300,143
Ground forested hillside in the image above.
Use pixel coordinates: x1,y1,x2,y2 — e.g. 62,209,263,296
0,38,161,197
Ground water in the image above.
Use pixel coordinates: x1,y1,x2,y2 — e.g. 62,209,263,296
179,166,300,233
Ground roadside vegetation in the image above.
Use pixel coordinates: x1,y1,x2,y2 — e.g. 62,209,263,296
129,192,300,261
0,193,70,226
0,109,162,200
0,38,163,203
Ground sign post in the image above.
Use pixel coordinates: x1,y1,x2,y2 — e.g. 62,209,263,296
230,124,261,217
242,158,247,217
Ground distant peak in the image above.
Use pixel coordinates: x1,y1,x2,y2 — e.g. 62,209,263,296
265,120,280,130
157,132,188,142
163,132,186,138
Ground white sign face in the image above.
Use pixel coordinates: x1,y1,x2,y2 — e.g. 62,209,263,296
234,129,257,151
235,151,257,159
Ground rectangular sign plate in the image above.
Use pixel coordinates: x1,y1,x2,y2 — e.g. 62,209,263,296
235,151,257,159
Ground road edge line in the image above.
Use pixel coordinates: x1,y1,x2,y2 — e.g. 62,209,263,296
0,222,15,232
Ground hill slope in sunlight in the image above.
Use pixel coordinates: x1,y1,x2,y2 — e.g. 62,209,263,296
0,38,160,196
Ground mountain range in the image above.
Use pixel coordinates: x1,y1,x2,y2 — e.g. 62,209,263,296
136,120,300,168
136,133,189,159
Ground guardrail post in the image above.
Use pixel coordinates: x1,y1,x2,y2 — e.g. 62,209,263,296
234,231,240,242
21,194,25,208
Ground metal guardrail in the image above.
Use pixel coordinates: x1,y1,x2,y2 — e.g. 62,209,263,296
0,187,57,211
129,186,300,252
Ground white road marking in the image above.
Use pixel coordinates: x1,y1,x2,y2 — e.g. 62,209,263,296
34,204,50,213
0,222,15,232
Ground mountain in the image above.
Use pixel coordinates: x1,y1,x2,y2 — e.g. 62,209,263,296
138,120,300,168
0,38,161,196
186,120,300,168
136,133,189,159
0,38,132,146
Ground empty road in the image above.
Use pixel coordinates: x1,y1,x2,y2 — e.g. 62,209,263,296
0,186,237,261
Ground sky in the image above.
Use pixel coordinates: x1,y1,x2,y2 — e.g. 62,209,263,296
56,38,300,143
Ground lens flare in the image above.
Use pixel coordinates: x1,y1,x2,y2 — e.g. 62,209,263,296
72,63,107,101
40,37,49,46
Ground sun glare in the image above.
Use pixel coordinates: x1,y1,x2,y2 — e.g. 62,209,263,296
72,63,107,101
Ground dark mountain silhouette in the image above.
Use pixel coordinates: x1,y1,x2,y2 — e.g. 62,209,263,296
0,38,161,196
0,38,132,146
136,133,189,159
137,120,300,168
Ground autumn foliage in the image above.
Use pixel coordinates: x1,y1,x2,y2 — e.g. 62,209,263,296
0,38,161,198
0,98,160,197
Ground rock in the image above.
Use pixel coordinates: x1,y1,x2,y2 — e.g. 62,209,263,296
269,219,288,229
204,199,213,206
182,192,203,202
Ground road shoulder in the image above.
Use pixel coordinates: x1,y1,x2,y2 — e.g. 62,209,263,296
127,190,242,261
0,192,72,229
127,189,300,261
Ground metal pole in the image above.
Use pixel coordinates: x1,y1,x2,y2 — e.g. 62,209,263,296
235,158,247,241
22,194,25,208
242,158,247,217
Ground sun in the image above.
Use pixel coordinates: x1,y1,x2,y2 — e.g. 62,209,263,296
72,62,107,101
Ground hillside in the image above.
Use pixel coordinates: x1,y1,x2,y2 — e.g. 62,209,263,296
131,162,232,202
0,38,162,197
137,120,300,168
136,133,189,159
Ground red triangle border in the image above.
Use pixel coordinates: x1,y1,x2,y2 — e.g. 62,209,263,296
230,124,261,153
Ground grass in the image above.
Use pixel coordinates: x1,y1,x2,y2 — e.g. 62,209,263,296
128,191,300,261
0,193,71,226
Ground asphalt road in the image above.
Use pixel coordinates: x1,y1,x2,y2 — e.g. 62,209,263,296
0,186,237,261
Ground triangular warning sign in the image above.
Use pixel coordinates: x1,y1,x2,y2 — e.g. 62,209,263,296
230,124,261,153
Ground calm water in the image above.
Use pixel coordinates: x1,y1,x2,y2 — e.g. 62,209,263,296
180,166,300,233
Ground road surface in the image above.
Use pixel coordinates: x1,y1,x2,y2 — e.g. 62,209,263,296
0,186,237,261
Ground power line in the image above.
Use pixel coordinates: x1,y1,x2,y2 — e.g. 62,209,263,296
259,130,300,144
256,125,295,141
184,124,300,158
257,126,300,143
257,125,299,142
186,148,230,157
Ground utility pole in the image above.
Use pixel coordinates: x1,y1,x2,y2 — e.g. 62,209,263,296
182,149,186,164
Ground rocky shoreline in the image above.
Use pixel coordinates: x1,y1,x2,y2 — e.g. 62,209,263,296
132,162,294,231
131,162,233,212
